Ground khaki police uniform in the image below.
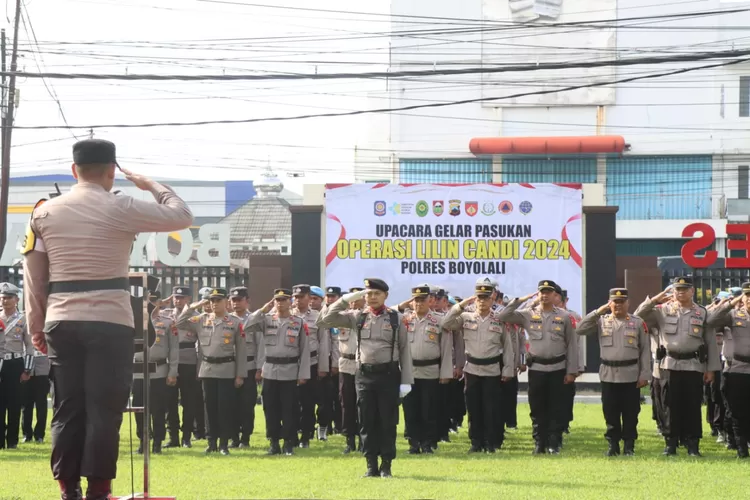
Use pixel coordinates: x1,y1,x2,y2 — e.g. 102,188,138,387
719,324,737,450
21,139,192,492
402,286,453,454
442,284,516,453
0,285,34,449
132,305,179,454
319,278,414,478
496,280,579,454
636,276,721,456
176,288,247,455
448,297,467,433
291,284,331,447
577,288,650,456
229,287,260,449
245,288,311,456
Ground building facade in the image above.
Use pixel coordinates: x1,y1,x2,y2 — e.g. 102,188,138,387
354,0,750,259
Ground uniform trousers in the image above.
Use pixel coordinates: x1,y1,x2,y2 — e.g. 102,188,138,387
299,363,324,440
201,377,235,443
339,371,358,438
403,378,439,446
564,381,576,427
194,378,206,437
464,373,502,447
527,369,567,446
166,363,198,442
329,373,342,431
451,377,466,427
704,370,724,432
501,376,519,428
726,372,750,444
601,381,640,442
650,377,664,432
235,369,257,444
0,357,24,448
132,377,168,442
316,372,336,430
436,382,453,439
356,366,401,460
45,321,134,481
22,373,50,441
720,372,735,442
263,378,299,442
661,369,704,441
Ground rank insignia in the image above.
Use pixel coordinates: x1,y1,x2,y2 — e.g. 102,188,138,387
628,339,634,344
429,334,436,341
554,317,562,321
554,326,561,331
532,315,541,320
224,338,230,344
155,322,164,327
738,322,743,326
155,337,161,343
693,328,700,334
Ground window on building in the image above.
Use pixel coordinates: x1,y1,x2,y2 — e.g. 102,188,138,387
281,246,288,253
741,76,750,117
399,159,492,183
740,165,749,199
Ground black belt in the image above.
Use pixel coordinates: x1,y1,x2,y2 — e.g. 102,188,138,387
413,357,441,367
179,342,196,349
201,355,234,364
527,354,566,366
48,277,129,295
360,361,398,374
466,355,502,366
310,350,318,358
600,358,638,367
667,351,699,360
266,356,298,365
734,353,750,364
247,356,255,362
154,359,168,367
342,353,356,360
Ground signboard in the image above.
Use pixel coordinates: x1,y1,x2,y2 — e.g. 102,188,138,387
2,223,230,267
324,183,583,311
682,222,750,268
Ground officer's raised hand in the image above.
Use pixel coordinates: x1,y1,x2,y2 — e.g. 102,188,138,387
596,302,613,315
121,168,155,191
261,299,275,313
342,289,366,303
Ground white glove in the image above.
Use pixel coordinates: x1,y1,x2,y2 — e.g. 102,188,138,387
399,384,412,398
342,290,367,303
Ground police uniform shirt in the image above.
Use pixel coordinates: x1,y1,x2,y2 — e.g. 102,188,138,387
707,303,750,375
635,299,721,373
22,180,193,337
567,309,586,372
319,304,358,376
318,298,414,385
293,307,330,372
650,327,661,380
234,309,261,372
722,327,734,373
441,304,515,378
496,299,579,373
134,315,179,380
162,307,200,366
175,310,247,379
576,311,651,383
1,309,34,365
403,310,453,380
245,309,311,382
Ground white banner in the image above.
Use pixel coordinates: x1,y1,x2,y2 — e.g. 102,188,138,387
325,183,583,313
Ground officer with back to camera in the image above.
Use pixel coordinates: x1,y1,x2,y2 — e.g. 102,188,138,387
21,139,193,500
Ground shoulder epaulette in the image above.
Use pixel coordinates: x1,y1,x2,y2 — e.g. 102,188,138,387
20,198,48,256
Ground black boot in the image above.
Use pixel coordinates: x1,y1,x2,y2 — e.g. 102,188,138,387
205,439,218,454
363,456,379,478
623,440,635,456
219,439,230,456
357,435,363,453
136,441,144,455
686,438,702,457
58,480,83,500
283,440,295,456
533,441,547,455
379,458,393,478
606,440,620,457
468,440,483,453
163,435,180,449
267,439,281,455
727,432,738,451
229,437,240,449
547,435,561,455
343,435,356,454
408,440,421,455
663,437,677,456
421,442,434,454
152,441,162,455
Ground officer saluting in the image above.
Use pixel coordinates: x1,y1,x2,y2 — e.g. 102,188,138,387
636,276,721,456
228,286,259,449
576,288,650,456
496,280,579,455
319,278,413,479
0,282,33,450
176,288,247,456
21,139,193,500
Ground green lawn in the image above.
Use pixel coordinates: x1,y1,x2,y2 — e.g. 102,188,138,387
1,402,746,500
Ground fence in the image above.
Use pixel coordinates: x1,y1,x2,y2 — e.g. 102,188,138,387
0,266,251,298
662,268,750,305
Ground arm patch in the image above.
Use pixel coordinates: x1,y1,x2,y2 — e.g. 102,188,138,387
20,199,48,256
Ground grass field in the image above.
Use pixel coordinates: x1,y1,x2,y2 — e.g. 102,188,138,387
1,400,746,500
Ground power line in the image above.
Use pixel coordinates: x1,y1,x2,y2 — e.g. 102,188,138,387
9,57,748,130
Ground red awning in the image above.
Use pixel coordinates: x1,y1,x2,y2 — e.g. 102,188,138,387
469,135,627,155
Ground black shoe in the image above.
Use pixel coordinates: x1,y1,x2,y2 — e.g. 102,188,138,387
663,438,678,456
205,440,218,454
152,442,162,455
379,459,393,478
623,440,635,456
238,441,250,449
485,446,496,454
421,443,434,454
22,436,32,443
737,440,749,459
439,435,451,443
229,440,240,449
299,439,310,449
606,441,620,457
267,440,281,455
547,436,561,455
181,439,192,448
193,432,205,441
137,442,144,455
163,439,180,449
408,440,421,455
59,480,83,500
363,457,379,478
220,447,230,456
468,442,483,453
343,436,356,454
283,440,295,456
35,438,44,444
711,428,719,437
686,438,702,457
533,442,547,455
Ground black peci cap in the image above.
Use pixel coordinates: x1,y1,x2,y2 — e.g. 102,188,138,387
364,278,389,292
325,286,342,296
292,284,311,296
172,286,191,297
73,139,118,166
230,287,249,299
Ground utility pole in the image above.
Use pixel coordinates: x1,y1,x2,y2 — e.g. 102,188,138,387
2,29,6,168
0,0,21,258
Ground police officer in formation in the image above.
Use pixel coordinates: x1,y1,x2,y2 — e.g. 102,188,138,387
317,286,342,438
319,278,413,478
132,291,179,455
0,282,34,450
177,288,247,455
228,286,259,449
246,288,311,456
22,317,51,445
576,288,650,456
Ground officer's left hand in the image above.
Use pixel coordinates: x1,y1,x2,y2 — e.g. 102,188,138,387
704,371,715,384
331,367,339,375
298,379,307,385
439,378,451,384
636,379,648,389
32,331,47,355
166,376,177,387
20,372,31,382
501,376,510,383
234,376,244,388
517,364,527,374
563,374,577,384
318,371,327,379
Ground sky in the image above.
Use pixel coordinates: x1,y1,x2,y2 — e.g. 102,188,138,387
4,0,393,194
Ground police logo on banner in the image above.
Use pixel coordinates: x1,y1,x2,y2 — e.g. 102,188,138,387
449,200,461,216
433,200,444,216
465,202,478,217
519,200,533,215
374,201,386,216
481,201,495,216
